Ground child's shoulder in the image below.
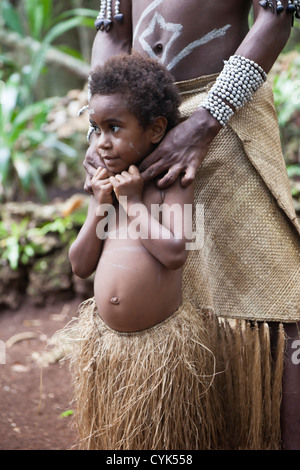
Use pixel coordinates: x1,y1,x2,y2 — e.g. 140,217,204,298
144,177,194,206
143,180,166,205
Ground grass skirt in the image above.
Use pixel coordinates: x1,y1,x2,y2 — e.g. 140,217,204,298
54,298,285,450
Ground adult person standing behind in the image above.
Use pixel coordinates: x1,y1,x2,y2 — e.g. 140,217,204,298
83,0,300,450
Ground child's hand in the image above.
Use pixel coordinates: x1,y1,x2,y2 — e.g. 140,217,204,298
109,165,144,207
91,167,114,205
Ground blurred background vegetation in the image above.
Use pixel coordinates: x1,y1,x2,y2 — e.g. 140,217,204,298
0,1,299,307
0,0,99,306
0,0,99,203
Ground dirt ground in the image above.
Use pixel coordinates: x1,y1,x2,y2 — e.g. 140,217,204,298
0,295,83,450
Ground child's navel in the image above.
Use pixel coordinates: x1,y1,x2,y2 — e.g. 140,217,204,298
110,296,120,305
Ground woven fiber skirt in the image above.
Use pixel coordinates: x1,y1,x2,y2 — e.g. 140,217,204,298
54,297,285,450
176,75,300,324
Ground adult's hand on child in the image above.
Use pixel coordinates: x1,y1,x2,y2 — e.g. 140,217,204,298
83,132,106,194
139,108,221,189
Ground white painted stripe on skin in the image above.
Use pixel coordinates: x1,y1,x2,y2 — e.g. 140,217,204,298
109,262,139,272
133,0,164,42
167,24,232,71
102,246,148,255
139,11,183,64
129,141,142,157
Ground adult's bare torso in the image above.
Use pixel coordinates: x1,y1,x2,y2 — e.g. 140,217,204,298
130,0,252,80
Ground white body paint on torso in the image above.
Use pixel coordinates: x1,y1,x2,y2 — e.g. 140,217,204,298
139,11,183,66
134,0,231,71
167,25,231,71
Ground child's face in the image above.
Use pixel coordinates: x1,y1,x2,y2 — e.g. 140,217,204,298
89,93,156,174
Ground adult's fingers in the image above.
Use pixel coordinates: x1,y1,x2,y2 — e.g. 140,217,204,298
180,164,197,188
140,158,171,182
84,174,93,194
155,166,183,189
83,160,97,180
138,147,162,173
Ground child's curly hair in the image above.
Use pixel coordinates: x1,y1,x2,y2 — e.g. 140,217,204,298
89,53,181,132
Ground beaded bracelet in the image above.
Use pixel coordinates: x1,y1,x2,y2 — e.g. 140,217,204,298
200,55,267,126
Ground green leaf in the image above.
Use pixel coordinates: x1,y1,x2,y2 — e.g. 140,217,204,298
13,98,54,128
24,0,45,40
13,152,31,192
43,17,87,46
0,221,9,238
39,218,66,236
287,165,300,178
2,0,24,35
60,409,74,418
19,129,46,147
30,161,48,203
55,8,99,22
33,4,45,40
0,146,11,184
42,0,53,31
0,75,20,119
43,136,77,158
24,244,35,257
4,237,20,270
0,54,16,67
11,218,29,237
56,45,83,60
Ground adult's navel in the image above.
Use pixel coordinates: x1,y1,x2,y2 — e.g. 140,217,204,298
154,43,163,54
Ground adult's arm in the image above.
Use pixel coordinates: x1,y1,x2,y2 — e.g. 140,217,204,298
83,1,133,193
140,0,293,188
90,0,132,69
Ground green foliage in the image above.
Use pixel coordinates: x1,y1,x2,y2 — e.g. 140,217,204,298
0,206,87,270
272,50,300,181
287,164,300,178
59,409,74,418
1,0,97,100
0,72,76,202
0,1,97,202
273,54,300,127
0,218,36,269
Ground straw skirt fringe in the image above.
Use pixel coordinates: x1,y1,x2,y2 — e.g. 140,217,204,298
56,298,285,450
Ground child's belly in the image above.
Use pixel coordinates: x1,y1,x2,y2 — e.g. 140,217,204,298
94,238,182,332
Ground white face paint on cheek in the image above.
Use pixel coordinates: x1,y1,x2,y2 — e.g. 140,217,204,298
129,142,142,157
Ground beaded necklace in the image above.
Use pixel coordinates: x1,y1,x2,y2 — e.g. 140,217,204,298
94,1,299,32
259,0,300,25
95,0,124,31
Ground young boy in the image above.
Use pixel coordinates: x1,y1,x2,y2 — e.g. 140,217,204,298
66,54,217,450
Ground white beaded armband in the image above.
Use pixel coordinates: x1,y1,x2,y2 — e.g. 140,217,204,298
200,55,267,126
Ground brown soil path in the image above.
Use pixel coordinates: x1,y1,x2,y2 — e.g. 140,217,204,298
0,296,82,450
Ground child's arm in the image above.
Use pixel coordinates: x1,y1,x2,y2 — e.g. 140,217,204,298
110,165,194,270
69,167,114,278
